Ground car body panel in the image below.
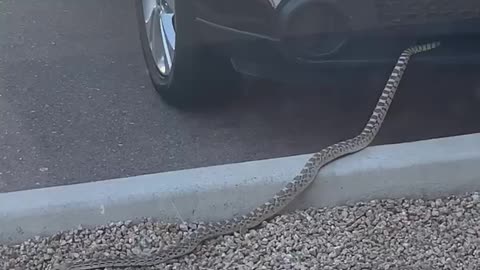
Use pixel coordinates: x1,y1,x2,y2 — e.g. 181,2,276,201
192,0,480,82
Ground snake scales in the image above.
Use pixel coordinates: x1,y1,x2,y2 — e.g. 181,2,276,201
64,42,440,270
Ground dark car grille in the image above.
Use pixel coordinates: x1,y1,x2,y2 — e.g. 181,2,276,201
375,0,480,27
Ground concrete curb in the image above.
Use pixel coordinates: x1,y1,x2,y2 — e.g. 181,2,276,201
1,133,480,244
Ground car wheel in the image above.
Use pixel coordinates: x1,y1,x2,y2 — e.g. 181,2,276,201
135,0,240,109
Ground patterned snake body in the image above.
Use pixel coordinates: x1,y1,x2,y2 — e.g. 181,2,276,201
65,42,440,270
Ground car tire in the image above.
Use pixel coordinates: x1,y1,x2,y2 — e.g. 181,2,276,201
135,0,240,110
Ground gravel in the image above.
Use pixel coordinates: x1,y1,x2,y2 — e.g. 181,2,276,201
2,192,480,270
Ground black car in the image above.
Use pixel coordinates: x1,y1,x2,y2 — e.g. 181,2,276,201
135,0,480,109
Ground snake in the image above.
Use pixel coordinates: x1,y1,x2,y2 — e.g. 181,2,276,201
62,41,440,270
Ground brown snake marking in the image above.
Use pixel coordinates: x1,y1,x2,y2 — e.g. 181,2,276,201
62,41,440,270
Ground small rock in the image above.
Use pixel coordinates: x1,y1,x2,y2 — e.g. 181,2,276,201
179,223,189,232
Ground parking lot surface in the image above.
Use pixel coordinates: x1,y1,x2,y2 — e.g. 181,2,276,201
1,0,480,192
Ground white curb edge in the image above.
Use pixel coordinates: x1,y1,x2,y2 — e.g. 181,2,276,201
1,133,479,244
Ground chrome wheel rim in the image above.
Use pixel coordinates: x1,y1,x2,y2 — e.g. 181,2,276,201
142,0,176,76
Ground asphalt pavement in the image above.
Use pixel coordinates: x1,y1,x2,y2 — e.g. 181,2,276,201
1,0,480,193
